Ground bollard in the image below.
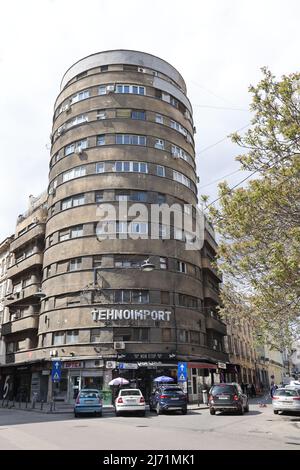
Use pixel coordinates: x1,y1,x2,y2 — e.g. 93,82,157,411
25,399,28,409
40,400,44,411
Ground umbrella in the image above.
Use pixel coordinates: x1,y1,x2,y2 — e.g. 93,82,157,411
153,376,174,383
109,377,129,386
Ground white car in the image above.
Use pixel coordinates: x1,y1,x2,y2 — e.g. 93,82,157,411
272,387,300,415
115,388,146,416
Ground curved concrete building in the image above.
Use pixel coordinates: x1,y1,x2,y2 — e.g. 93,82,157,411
1,51,228,403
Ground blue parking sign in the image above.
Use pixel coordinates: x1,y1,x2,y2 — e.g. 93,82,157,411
51,360,62,382
177,362,187,382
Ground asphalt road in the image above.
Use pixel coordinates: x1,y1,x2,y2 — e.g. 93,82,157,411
0,403,299,450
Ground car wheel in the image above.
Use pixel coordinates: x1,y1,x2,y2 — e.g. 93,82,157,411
245,403,250,412
181,407,187,415
115,410,120,417
238,405,244,415
74,412,78,418
98,412,102,417
156,403,161,415
273,410,279,414
210,408,215,415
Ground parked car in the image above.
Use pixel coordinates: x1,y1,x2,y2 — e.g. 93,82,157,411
115,388,146,416
74,389,103,417
272,387,300,414
208,383,249,415
149,385,187,415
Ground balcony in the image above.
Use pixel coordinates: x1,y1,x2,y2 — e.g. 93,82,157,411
6,283,43,306
202,258,222,281
10,223,46,253
206,316,227,335
7,252,43,278
1,315,39,336
203,285,220,304
204,229,218,251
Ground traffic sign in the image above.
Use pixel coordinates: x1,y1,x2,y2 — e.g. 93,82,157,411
51,360,62,382
177,362,187,382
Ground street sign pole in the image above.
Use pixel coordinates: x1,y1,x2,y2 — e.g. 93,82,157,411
177,362,188,395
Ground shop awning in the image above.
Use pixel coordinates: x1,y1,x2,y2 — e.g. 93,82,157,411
188,362,218,369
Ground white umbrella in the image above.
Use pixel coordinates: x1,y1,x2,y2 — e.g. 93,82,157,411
109,377,129,386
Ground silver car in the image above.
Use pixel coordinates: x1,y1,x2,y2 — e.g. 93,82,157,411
272,387,300,414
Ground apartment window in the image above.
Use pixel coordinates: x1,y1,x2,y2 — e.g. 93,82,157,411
130,191,147,202
162,92,170,103
13,282,22,293
129,222,148,235
173,170,191,188
59,229,70,241
62,166,86,182
93,256,102,268
178,294,198,308
96,162,105,173
132,290,149,304
68,115,88,127
114,256,142,268
23,276,31,287
71,225,83,238
116,109,131,118
77,139,88,151
115,161,148,173
97,110,106,120
170,96,179,108
131,110,145,120
177,261,186,273
156,165,165,177
115,191,130,201
160,257,168,269
71,90,90,103
61,194,85,210
114,290,131,303
154,139,164,150
66,330,78,344
160,291,170,304
98,85,107,95
132,328,149,341
100,65,108,72
95,191,104,203
53,332,65,346
97,135,105,145
76,71,87,79
91,328,102,343
69,258,82,271
116,84,145,95
162,328,172,342
115,134,146,146
155,114,164,124
157,193,166,204
65,143,75,156
190,331,200,344
178,330,189,343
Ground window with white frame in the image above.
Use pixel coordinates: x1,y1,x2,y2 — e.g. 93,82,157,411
61,194,85,210
69,258,82,271
68,115,88,127
98,85,107,95
155,114,164,124
62,166,86,182
66,330,79,343
114,161,148,173
53,332,65,346
162,92,170,103
97,135,105,145
115,134,146,146
170,120,188,136
115,84,145,95
177,261,187,273
70,225,83,238
156,165,165,177
173,171,191,188
65,143,75,156
160,257,168,269
97,110,106,120
154,139,164,150
70,90,90,103
96,162,105,173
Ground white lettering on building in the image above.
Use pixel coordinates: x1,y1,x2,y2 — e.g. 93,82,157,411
92,308,171,322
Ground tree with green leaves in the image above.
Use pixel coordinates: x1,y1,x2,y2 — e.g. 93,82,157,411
209,68,300,349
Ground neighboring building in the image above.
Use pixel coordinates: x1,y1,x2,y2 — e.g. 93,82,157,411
0,50,228,403
289,342,300,379
225,319,257,386
0,236,13,365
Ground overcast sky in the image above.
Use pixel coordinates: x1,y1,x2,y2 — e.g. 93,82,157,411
0,0,299,240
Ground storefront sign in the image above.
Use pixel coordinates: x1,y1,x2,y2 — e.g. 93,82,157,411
218,362,227,369
64,361,83,369
92,308,171,322
105,361,116,369
119,363,139,370
137,362,164,368
117,353,177,361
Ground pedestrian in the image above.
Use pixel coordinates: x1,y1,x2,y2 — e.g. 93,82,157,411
241,382,245,393
270,383,278,398
251,384,256,397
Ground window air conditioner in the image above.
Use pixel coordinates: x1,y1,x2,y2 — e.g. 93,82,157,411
114,341,125,350
138,67,146,73
11,314,17,321
75,147,83,155
49,187,56,196
106,85,115,93
193,126,197,134
65,103,71,113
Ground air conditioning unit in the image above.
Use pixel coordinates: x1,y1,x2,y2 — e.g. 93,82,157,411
11,314,17,321
193,126,197,134
50,349,58,357
106,85,115,93
48,187,56,196
75,147,83,155
106,360,116,369
138,67,146,73
114,341,125,350
65,103,71,113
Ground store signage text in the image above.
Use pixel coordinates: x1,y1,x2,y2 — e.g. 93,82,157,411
92,308,171,322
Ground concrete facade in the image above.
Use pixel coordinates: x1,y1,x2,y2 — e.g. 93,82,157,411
0,50,228,403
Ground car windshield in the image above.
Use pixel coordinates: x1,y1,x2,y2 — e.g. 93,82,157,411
211,385,236,394
79,391,100,398
120,390,141,396
161,388,183,393
276,389,300,397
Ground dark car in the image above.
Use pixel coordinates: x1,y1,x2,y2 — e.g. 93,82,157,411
149,385,187,415
208,383,249,415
